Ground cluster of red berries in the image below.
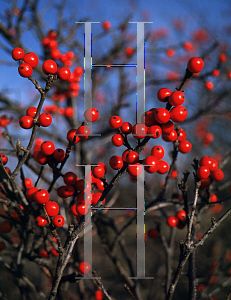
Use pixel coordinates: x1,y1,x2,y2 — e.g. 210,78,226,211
0,153,10,174
38,236,59,257
19,106,52,130
197,156,224,186
166,209,186,228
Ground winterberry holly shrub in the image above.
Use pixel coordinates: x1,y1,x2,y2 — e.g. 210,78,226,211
0,2,231,300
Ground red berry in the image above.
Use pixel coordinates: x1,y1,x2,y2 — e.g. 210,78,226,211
169,91,185,106
211,169,224,181
18,63,33,77
109,155,123,170
121,122,132,134
51,49,61,60
0,221,12,233
24,178,33,189
143,156,159,173
171,170,178,179
77,126,91,140
166,216,178,227
212,69,220,77
210,194,217,203
53,148,65,162
36,151,48,165
45,201,59,217
70,204,78,216
210,159,218,171
126,151,139,164
38,113,52,127
75,180,91,193
151,145,165,160
161,121,174,134
63,172,77,186
34,189,50,204
92,166,106,179
147,228,159,239
74,66,84,77
109,116,123,129
26,187,38,202
125,47,134,57
78,262,91,274
94,290,104,300
102,21,111,30
162,130,177,142
42,60,57,75
157,160,169,174
94,179,104,191
57,67,71,80
24,52,39,68
122,149,130,162
26,107,37,118
205,81,214,90
76,203,88,215
187,57,204,73
127,163,142,177
67,129,80,144
176,210,186,221
57,185,75,198
111,134,124,147
39,250,48,258
12,47,24,60
48,29,58,39
170,106,187,123
65,107,74,118
178,128,187,141
48,39,58,49
52,215,65,227
141,111,156,127
84,108,99,122
35,216,47,227
0,153,8,165
197,166,210,179
166,48,175,57
155,108,170,124
157,88,171,102
42,37,50,47
41,141,55,156
199,156,213,169
219,53,227,63
178,140,192,153
51,247,59,256
19,115,34,129
132,123,148,139
92,193,105,206
148,125,162,138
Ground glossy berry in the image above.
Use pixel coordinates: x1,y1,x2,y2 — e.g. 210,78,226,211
128,163,142,177
66,129,80,144
126,151,139,164
19,116,34,129
199,156,213,169
84,108,99,122
147,228,159,239
57,185,75,198
94,179,104,191
24,178,33,189
12,47,24,60
143,156,159,173
63,172,77,186
109,155,123,170
38,113,52,127
52,215,65,227
170,170,178,179
45,201,59,217
151,145,165,160
111,134,124,147
24,52,39,68
75,180,91,193
148,125,162,138
51,48,61,60
65,107,74,117
162,130,177,142
35,216,47,227
0,221,12,233
26,187,38,201
141,111,156,127
76,203,88,215
92,165,106,178
0,153,8,165
157,160,169,174
210,159,218,171
157,88,171,102
92,193,105,206
18,63,33,77
109,116,123,129
211,169,224,181
178,140,192,153
170,106,187,123
155,108,170,124
169,91,185,106
78,262,91,274
42,60,57,75
197,166,210,179
121,122,132,134
178,128,187,142
176,210,186,221
132,123,148,139
166,216,178,227
41,141,55,156
26,107,37,118
77,125,91,140
187,57,204,73
53,148,65,162
36,151,48,165
57,67,71,80
70,204,78,216
34,189,50,204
